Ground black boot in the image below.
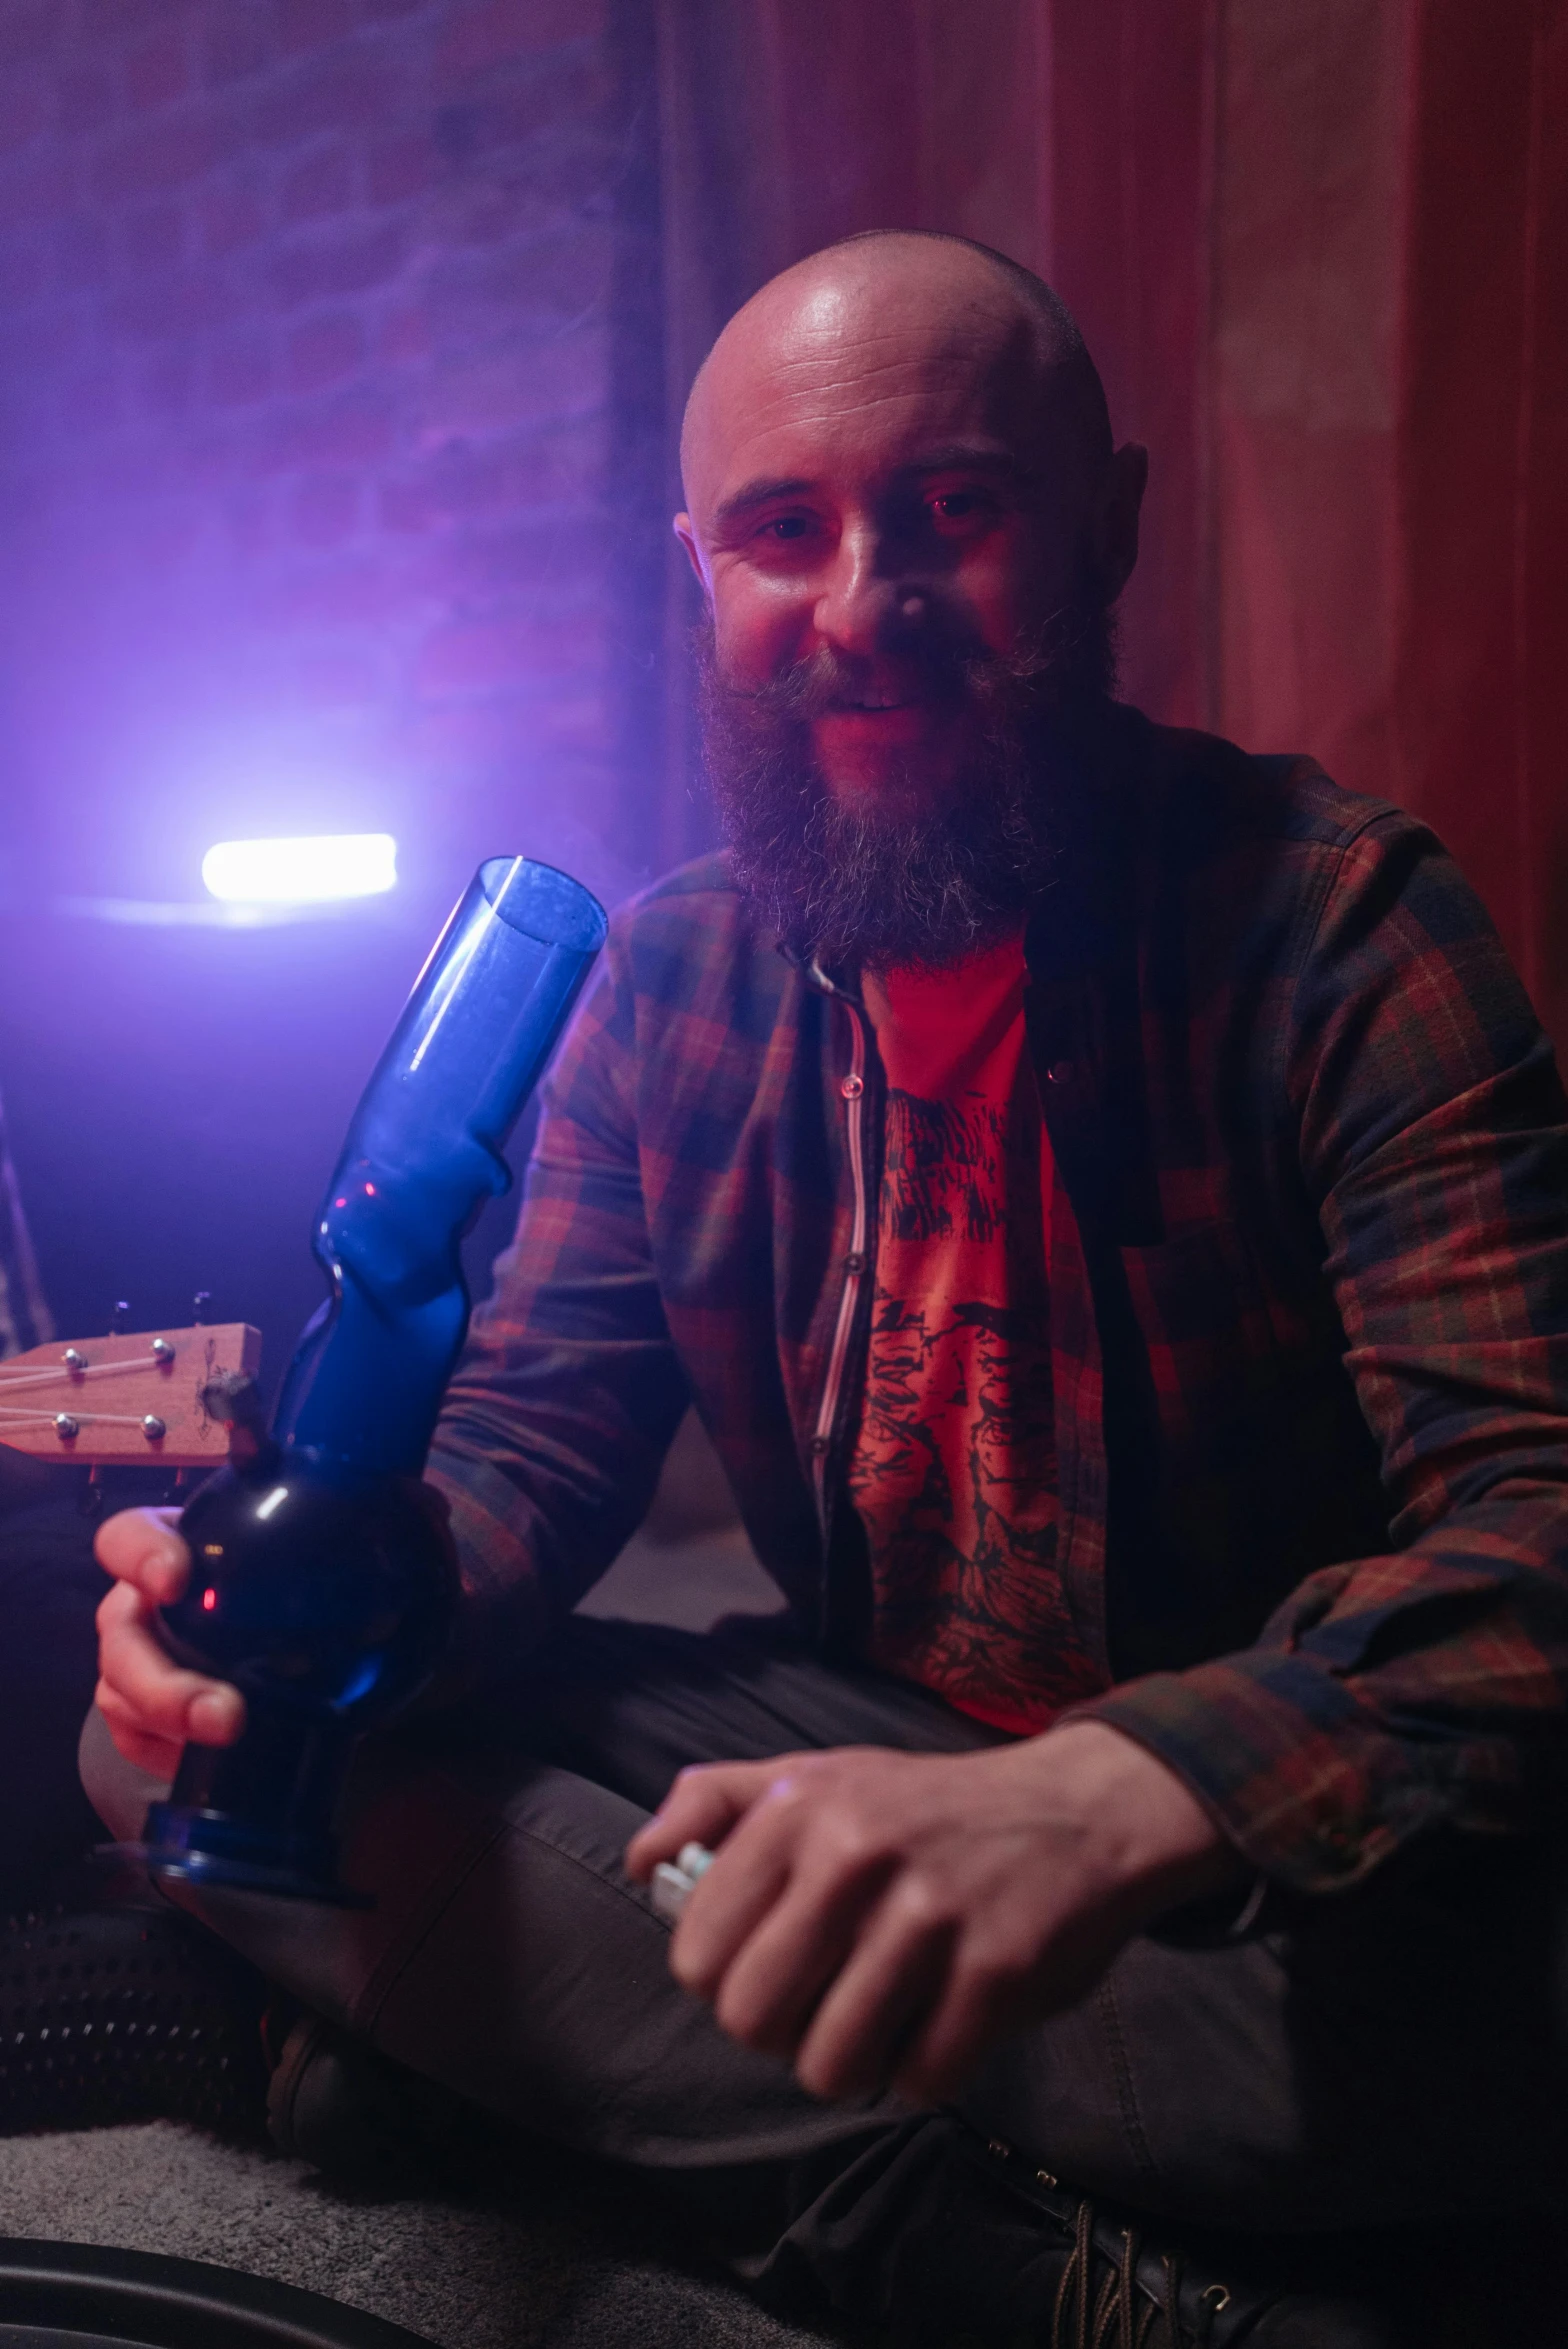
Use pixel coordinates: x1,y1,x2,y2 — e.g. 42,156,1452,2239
957,2134,1395,2347
0,1896,268,2136
761,2114,1397,2348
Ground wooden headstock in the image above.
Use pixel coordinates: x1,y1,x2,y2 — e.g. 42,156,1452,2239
0,1323,263,1467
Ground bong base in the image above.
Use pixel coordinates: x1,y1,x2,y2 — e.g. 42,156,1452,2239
105,1797,373,1908
102,1842,374,1907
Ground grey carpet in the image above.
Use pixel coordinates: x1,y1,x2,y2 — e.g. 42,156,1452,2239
0,2121,850,2347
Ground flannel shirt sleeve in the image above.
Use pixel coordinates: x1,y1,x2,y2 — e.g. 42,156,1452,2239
1082,811,1568,1895
423,916,690,1680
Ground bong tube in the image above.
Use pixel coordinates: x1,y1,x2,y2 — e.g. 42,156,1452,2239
273,855,608,1475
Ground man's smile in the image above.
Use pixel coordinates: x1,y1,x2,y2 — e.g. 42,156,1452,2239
812,673,948,756
812,698,944,765
829,686,919,710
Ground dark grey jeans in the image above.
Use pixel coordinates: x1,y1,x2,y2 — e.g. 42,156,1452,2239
82,1613,1568,2239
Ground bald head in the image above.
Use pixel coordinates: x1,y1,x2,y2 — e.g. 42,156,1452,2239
681,231,1113,513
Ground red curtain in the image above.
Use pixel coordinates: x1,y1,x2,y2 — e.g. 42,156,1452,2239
1396,0,1568,1043
653,0,1568,1049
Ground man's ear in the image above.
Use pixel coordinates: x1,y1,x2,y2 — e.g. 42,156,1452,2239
674,513,710,597
1090,443,1148,605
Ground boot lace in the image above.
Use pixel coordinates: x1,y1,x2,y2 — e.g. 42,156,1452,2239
1050,2197,1230,2349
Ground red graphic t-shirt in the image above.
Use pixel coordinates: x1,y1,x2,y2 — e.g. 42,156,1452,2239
848,937,1105,1733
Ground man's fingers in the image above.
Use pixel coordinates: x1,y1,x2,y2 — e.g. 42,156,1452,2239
794,1884,956,2101
91,1512,244,1783
670,1832,796,2006
893,1903,1123,2106
94,1681,185,1782
625,1756,801,1879
97,1581,245,1747
94,1507,190,1604
890,1905,1108,2107
891,1956,1037,2108
705,1852,891,2059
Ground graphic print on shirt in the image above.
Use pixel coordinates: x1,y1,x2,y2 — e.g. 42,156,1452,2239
849,1020,1105,1733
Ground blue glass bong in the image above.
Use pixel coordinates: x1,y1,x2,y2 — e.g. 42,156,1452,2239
132,857,607,1905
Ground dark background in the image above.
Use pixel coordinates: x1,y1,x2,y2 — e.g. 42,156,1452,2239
0,0,1562,1386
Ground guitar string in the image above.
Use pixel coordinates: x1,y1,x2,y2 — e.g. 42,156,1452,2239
0,1408,173,1429
0,1358,186,1398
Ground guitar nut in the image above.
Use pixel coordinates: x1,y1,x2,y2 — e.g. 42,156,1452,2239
54,1414,79,1439
151,1339,175,1363
141,1416,167,1441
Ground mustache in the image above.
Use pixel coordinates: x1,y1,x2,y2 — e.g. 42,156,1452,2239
699,577,1112,732
716,610,1105,731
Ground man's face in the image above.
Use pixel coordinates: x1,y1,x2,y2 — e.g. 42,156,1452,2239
676,250,1144,967
679,265,1112,810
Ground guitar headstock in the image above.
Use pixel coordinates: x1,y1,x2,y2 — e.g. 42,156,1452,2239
0,1323,263,1467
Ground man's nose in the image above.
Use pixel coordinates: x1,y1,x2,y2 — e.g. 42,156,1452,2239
811,524,918,658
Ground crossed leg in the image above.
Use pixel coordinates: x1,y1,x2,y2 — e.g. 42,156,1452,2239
81,1612,1568,2256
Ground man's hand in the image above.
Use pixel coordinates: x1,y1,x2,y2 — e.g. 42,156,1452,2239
626,1722,1240,2106
94,1507,245,1780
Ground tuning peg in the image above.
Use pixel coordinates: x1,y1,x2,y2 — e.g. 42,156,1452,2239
110,1300,129,1337
193,1291,212,1326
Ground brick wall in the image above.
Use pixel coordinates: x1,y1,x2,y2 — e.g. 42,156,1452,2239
0,0,669,1350
0,0,665,921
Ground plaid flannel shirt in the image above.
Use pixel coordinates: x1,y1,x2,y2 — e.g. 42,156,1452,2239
428,707,1568,1897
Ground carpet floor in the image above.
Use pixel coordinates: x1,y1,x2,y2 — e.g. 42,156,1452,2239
0,2119,855,2348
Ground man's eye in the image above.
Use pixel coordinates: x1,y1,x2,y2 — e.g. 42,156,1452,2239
929,491,992,524
759,514,813,542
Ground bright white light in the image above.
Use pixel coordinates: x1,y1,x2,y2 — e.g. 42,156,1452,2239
201,833,397,905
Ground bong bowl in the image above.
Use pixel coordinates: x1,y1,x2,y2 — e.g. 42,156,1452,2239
133,1450,456,1903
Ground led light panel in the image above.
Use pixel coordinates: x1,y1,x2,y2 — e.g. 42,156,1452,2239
201,833,398,904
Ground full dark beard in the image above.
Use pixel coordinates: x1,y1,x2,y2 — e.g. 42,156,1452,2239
697,601,1115,972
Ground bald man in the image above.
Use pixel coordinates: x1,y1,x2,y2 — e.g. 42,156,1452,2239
86,236,1568,2345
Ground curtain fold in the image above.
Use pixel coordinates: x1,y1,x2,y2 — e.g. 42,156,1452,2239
1395,0,1568,1042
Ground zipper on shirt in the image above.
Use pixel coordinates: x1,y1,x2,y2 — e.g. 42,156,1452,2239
810,993,870,1528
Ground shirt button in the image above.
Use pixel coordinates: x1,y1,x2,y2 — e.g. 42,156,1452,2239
844,1251,867,1275
841,1072,864,1098
809,1435,830,1456
1046,1059,1075,1086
